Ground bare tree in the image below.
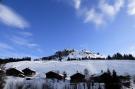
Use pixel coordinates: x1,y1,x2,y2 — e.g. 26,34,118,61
84,68,89,80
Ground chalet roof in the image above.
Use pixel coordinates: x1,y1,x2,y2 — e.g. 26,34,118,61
22,68,35,73
6,68,23,76
70,73,85,78
46,71,55,74
46,71,64,80
46,71,62,76
0,69,4,74
6,68,22,73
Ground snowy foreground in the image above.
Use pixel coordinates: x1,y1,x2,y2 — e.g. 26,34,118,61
5,60,135,76
4,77,105,89
4,60,135,89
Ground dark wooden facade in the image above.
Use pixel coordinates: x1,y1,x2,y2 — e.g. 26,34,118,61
0,69,4,75
70,73,85,83
6,68,24,77
46,71,63,80
22,68,36,76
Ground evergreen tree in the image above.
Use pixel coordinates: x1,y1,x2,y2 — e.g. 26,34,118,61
107,55,112,59
112,70,117,78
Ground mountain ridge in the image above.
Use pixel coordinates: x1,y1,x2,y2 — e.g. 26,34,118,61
41,49,105,61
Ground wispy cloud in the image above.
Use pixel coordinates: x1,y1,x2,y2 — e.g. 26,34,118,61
73,0,81,10
99,0,124,17
0,42,13,50
10,35,38,48
55,0,126,26
0,4,29,29
127,0,135,15
0,33,43,58
73,0,125,26
19,31,33,37
84,9,104,26
9,31,43,53
0,4,42,57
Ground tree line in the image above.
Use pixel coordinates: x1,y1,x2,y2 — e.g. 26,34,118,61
0,52,135,64
107,53,135,60
0,57,31,64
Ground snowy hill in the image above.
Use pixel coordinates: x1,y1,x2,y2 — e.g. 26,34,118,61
66,50,104,59
5,60,135,76
41,49,105,61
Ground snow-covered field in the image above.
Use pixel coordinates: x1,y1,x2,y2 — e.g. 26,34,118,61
5,60,135,76
4,60,135,89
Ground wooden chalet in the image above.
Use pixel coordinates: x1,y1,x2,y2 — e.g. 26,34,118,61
0,69,4,75
70,73,85,83
22,68,36,76
46,71,63,80
6,68,24,77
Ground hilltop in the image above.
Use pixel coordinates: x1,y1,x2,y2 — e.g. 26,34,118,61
40,49,105,61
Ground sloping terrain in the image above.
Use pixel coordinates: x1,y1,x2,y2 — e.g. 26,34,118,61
41,49,105,61
5,60,135,76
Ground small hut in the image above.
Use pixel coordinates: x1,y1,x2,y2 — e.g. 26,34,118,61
46,71,63,80
22,68,36,76
6,68,24,77
70,73,85,83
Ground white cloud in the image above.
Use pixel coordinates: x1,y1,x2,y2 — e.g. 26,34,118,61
99,0,124,17
127,0,135,15
72,0,124,26
78,0,124,26
0,4,29,29
73,0,81,10
56,0,126,26
84,9,104,26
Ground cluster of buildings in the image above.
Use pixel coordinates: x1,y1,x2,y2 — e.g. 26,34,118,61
5,68,107,89
5,68,88,83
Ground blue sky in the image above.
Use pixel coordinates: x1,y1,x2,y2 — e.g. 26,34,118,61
0,0,135,58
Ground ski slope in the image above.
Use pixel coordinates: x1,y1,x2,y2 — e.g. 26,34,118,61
5,60,135,76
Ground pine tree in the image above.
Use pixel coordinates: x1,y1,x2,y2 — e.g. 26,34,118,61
107,55,112,59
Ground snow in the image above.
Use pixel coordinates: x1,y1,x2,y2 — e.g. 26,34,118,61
62,49,105,60
5,60,135,76
4,76,105,89
4,60,135,89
